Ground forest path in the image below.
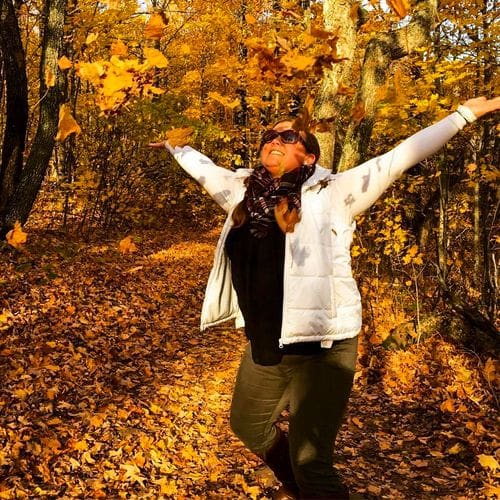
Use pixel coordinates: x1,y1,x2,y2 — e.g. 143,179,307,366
0,225,495,499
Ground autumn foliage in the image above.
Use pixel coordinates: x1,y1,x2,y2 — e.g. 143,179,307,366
1,0,499,498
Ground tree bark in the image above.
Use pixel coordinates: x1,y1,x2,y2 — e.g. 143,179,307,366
1,0,67,235
337,0,438,172
0,0,29,215
312,0,358,170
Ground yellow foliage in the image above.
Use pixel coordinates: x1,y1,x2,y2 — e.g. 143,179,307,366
144,47,168,68
111,40,128,57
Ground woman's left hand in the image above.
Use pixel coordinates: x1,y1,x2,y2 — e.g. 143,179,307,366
463,96,500,119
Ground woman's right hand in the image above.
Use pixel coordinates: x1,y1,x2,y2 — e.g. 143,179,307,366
148,141,168,149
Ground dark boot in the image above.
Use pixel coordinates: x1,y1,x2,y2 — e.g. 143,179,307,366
260,426,300,500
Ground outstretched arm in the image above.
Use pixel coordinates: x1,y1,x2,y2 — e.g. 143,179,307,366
331,97,500,220
148,141,248,213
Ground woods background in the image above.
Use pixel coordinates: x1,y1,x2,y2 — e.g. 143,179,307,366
0,0,499,498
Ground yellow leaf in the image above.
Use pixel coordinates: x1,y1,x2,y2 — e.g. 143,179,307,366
165,127,194,148
55,104,81,142
73,439,89,451
144,47,168,68
119,236,137,254
208,91,240,109
0,310,13,331
483,483,500,497
483,358,498,385
144,13,168,39
102,71,134,97
45,68,56,88
13,388,31,400
77,61,105,83
447,443,464,455
86,33,98,45
179,43,191,55
58,56,73,70
111,40,128,56
478,454,499,472
153,477,177,495
6,221,27,248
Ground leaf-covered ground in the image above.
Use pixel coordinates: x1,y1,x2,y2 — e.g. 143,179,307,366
0,225,498,499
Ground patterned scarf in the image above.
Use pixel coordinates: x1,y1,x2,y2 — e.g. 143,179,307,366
245,164,314,238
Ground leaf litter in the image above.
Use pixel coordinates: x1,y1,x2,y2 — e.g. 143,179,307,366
0,225,497,499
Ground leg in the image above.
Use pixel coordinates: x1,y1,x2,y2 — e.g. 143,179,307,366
230,343,298,497
288,336,358,499
230,343,291,455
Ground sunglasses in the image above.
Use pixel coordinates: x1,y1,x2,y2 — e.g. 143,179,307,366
261,129,307,148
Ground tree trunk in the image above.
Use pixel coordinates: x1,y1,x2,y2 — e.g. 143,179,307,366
0,0,29,215
337,0,438,172
312,0,357,170
1,0,67,235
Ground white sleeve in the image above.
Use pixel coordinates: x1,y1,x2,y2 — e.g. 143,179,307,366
167,144,242,213
333,112,468,219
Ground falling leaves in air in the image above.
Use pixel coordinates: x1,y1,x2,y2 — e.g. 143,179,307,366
55,104,81,142
144,47,168,69
144,12,168,40
386,0,411,18
165,127,194,148
58,56,73,70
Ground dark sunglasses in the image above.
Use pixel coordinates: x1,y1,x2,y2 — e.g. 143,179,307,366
261,129,307,148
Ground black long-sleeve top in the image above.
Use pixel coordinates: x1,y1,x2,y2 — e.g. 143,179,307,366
225,220,324,365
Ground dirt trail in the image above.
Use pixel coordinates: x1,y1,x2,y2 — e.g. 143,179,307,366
0,226,494,499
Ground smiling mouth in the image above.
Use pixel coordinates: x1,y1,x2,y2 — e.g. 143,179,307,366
270,150,284,156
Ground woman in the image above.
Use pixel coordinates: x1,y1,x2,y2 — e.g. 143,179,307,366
150,97,499,499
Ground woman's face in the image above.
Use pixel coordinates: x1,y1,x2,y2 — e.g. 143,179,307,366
260,120,317,178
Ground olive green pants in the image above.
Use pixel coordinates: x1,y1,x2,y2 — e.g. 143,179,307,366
229,336,358,497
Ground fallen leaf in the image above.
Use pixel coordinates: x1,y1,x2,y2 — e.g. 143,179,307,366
6,221,27,248
119,236,137,254
478,454,499,472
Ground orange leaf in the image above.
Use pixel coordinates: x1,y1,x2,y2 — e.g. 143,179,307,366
55,104,81,142
6,221,27,248
144,13,168,39
245,13,257,24
386,0,410,18
119,236,137,254
111,40,128,57
58,56,72,70
165,127,194,148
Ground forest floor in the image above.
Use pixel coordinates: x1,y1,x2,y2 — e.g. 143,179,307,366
0,223,498,499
